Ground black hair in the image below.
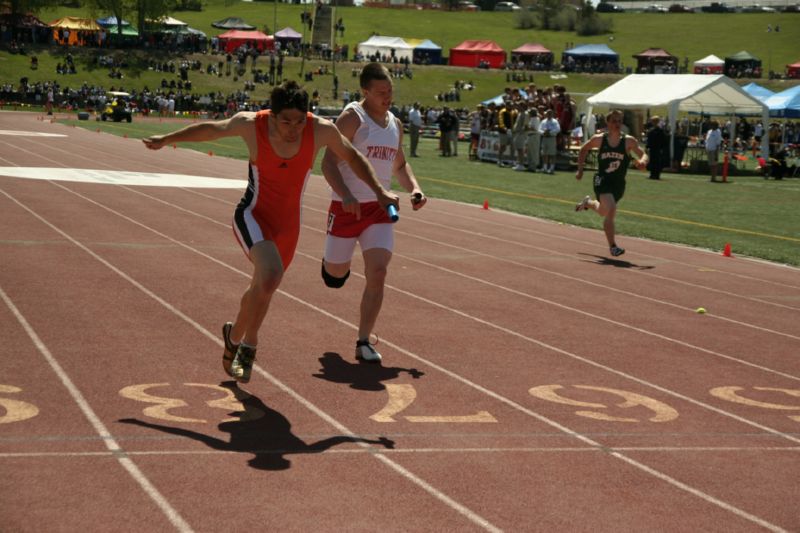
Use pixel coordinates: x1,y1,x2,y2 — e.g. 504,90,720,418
359,62,391,90
270,80,309,114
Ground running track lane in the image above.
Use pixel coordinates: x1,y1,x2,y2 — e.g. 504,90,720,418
1,114,798,532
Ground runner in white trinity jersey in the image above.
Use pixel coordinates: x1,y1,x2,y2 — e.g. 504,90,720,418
321,62,428,363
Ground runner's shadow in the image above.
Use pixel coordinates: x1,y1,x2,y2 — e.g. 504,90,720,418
578,253,655,270
312,352,424,392
118,381,394,471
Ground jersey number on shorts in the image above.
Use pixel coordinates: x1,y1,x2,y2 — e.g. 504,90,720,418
327,212,335,234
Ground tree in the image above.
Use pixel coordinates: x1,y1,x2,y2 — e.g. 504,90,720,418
85,0,173,39
0,0,61,17
134,0,174,37
537,0,562,30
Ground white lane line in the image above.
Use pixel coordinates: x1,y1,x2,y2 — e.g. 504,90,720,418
389,223,800,340
0,187,502,533
0,284,193,533
30,184,792,532
405,211,800,313
409,195,800,292
73,182,800,430
7,130,800,294
311,190,800,313
124,184,800,382
15,128,798,313
372,243,800,379
0,130,66,137
0,167,245,189
3,446,800,459
323,202,800,343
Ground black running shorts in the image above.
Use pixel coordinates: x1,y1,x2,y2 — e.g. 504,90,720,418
593,173,626,203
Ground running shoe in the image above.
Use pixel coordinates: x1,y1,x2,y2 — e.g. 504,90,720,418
231,344,257,383
575,195,591,212
356,339,382,363
610,246,626,257
221,322,238,378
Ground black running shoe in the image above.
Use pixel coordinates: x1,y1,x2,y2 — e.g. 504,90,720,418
222,322,238,378
610,246,625,257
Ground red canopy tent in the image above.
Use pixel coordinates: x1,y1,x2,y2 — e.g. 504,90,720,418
449,40,505,69
217,29,274,53
511,43,553,68
787,61,800,79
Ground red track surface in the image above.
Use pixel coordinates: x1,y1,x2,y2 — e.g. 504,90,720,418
1,112,799,532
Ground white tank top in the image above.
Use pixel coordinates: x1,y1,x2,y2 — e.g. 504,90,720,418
333,101,399,202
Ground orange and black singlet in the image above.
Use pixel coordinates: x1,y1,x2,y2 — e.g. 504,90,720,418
232,110,314,269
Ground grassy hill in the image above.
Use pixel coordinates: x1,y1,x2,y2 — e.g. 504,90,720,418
2,1,797,109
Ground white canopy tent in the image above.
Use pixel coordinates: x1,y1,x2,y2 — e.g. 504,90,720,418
357,35,413,62
586,74,769,158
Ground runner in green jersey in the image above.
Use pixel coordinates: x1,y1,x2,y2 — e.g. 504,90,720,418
574,109,648,257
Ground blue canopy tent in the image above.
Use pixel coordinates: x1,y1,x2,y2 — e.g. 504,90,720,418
96,16,131,27
96,16,138,42
481,90,528,106
562,44,619,73
408,38,442,65
742,82,774,102
763,85,800,118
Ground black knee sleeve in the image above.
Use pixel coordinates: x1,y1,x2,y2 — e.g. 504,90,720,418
321,261,350,288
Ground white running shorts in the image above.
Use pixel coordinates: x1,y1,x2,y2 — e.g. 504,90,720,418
324,223,394,264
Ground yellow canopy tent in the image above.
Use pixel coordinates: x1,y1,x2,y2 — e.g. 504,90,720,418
50,16,101,45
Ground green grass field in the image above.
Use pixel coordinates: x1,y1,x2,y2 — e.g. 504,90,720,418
2,1,798,109
60,116,800,266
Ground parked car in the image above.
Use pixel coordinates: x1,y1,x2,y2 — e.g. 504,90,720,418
494,1,521,10
668,3,695,12
458,0,480,10
596,2,625,12
741,3,776,11
700,2,736,12
781,4,800,11
644,4,668,12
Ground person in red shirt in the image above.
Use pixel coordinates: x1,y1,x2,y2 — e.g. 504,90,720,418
143,81,397,382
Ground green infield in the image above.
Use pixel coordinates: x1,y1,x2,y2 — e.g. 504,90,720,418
61,116,800,266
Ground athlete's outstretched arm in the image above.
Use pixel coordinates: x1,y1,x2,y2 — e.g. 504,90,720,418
142,112,253,150
575,134,603,181
392,119,426,211
626,136,649,170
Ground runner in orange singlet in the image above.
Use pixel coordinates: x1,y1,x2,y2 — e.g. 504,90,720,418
143,81,397,382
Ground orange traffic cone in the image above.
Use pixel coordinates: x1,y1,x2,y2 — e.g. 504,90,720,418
722,243,732,257
482,199,489,210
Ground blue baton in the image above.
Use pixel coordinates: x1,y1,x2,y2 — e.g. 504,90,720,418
386,204,399,223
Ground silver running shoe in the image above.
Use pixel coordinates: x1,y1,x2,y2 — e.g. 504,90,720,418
575,195,591,212
231,344,257,383
355,339,382,363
